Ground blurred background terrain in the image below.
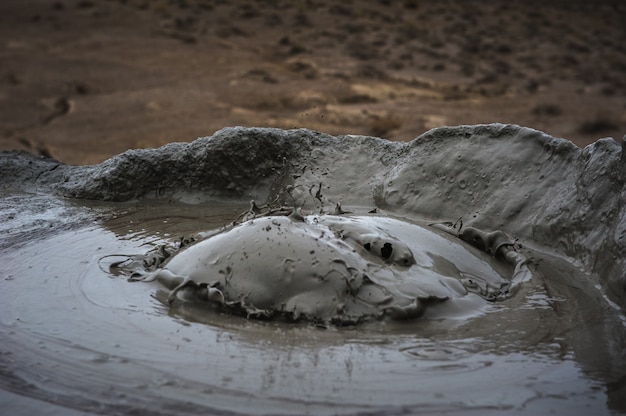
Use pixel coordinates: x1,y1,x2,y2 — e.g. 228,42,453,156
1,0,624,165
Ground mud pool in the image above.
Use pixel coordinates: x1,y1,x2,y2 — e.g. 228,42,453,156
1,125,625,415
0,193,623,415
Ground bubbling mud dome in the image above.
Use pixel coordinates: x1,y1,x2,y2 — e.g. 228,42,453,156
1,125,626,415
107,209,527,325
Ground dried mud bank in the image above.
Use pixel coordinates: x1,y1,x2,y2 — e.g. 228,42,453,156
2,124,625,308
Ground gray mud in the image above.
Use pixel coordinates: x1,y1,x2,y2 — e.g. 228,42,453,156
1,124,626,415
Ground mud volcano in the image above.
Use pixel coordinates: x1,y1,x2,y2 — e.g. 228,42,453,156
1,124,625,415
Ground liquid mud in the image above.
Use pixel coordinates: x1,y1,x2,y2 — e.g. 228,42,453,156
1,193,625,415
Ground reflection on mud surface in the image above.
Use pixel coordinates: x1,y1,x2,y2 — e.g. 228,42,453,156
1,194,625,415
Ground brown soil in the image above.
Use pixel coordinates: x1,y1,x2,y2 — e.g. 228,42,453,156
1,0,624,165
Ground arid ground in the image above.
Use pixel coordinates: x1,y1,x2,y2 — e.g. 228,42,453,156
1,0,624,165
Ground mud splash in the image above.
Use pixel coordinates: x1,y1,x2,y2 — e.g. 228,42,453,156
1,124,625,414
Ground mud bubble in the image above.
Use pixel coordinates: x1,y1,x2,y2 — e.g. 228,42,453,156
105,205,530,325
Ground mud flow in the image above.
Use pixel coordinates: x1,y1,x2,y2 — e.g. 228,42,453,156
1,192,624,415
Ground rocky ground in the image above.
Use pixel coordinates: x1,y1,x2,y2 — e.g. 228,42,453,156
1,0,624,165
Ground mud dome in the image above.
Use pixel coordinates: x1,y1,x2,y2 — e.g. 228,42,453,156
1,124,625,415
111,213,519,324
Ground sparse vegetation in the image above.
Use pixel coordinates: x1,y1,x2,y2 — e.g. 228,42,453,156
579,117,619,135
2,0,624,164
214,24,246,38
346,40,378,61
369,115,402,137
532,104,563,117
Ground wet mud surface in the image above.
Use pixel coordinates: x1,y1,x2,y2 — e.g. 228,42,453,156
1,193,625,415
